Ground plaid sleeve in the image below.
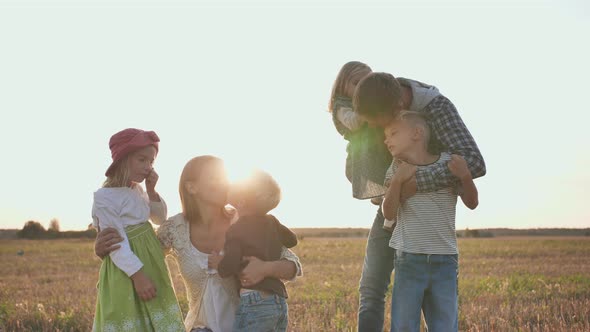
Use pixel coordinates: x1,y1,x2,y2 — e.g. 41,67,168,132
416,96,486,192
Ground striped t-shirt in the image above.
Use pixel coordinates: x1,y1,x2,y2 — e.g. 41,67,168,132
385,152,459,255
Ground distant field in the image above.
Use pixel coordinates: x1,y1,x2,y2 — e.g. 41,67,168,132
1,237,589,331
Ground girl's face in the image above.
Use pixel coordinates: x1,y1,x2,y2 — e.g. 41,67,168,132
127,146,157,184
194,160,230,207
344,68,371,98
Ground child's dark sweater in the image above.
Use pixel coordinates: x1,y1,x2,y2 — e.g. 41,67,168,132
218,214,297,298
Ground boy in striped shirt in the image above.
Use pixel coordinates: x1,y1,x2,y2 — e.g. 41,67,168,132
381,110,479,331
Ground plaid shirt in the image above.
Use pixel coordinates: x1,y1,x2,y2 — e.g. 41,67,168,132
416,95,486,192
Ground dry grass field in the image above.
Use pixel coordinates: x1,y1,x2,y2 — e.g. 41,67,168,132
1,236,589,331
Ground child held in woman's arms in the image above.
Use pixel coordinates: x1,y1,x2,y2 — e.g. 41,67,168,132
218,170,297,332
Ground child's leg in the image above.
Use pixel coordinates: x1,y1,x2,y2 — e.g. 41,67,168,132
358,209,396,332
390,251,428,332
422,254,459,332
232,291,283,332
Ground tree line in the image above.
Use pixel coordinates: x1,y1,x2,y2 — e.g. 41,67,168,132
17,219,97,239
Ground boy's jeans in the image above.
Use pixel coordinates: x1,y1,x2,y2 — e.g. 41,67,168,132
233,290,288,332
391,250,459,332
358,208,396,331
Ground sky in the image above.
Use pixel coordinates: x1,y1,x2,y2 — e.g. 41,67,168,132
0,0,589,231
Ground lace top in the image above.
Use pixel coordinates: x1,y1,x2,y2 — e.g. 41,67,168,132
157,213,302,332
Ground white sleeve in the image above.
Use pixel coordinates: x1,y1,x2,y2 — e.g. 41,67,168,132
149,195,167,225
279,247,303,282
93,198,143,277
335,107,363,131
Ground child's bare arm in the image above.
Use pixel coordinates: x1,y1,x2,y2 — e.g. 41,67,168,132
448,154,479,209
131,269,157,301
382,178,402,222
382,162,416,221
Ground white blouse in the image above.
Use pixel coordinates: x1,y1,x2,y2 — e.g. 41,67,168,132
157,213,302,332
92,185,167,277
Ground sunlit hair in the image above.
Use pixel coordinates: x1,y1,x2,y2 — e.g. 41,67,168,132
179,155,223,224
328,61,372,112
397,110,431,149
234,170,281,214
102,155,131,188
353,72,402,118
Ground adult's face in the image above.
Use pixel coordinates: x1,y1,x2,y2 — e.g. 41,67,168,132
195,160,230,207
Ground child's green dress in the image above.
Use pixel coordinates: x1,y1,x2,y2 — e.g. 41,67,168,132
93,222,185,332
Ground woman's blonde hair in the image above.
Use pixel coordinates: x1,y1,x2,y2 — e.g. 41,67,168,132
179,155,223,224
328,61,372,112
102,155,131,188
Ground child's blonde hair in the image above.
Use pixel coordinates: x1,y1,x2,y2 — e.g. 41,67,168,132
397,110,431,149
233,170,281,215
329,61,372,112
179,155,223,224
102,156,131,188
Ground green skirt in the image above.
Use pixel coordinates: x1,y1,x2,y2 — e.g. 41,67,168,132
93,222,185,332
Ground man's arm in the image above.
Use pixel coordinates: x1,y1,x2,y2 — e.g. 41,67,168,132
416,96,486,193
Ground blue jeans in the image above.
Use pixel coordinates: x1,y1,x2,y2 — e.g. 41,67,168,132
391,251,459,332
233,291,288,332
358,208,396,332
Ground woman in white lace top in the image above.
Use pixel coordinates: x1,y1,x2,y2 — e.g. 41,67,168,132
96,155,302,332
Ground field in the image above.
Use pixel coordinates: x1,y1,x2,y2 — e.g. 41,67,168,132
1,236,589,331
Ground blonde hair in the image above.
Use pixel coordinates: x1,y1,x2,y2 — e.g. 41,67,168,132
179,155,223,224
102,156,130,188
328,61,372,112
397,110,431,148
234,170,281,214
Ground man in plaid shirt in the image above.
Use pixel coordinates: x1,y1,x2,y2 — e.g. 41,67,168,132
351,71,486,332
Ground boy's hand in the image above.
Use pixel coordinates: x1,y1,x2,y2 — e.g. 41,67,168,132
94,227,123,259
448,154,472,181
208,251,223,270
400,176,417,202
394,162,417,183
131,270,157,301
145,169,159,194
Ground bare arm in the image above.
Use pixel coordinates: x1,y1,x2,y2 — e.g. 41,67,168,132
239,257,297,288
382,162,417,220
382,177,403,221
448,154,479,209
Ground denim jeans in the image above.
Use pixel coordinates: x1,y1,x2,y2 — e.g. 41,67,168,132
358,208,396,332
391,250,459,332
233,290,288,332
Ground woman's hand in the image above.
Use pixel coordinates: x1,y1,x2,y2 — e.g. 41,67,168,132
208,251,223,270
238,256,269,287
95,227,123,259
131,270,157,301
